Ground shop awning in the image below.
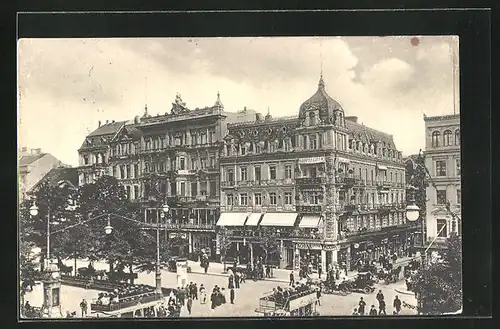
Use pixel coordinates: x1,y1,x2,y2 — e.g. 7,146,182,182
245,213,263,226
377,165,388,170
216,212,249,226
260,213,298,227
298,215,322,228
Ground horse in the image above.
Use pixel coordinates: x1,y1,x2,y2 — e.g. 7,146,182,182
57,259,73,276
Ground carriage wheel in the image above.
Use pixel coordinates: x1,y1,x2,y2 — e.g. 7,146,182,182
363,287,371,294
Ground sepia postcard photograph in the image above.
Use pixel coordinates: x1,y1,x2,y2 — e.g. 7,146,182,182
18,35,462,319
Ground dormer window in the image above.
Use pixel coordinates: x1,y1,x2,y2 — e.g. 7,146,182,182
309,112,316,125
241,146,246,155
83,155,89,165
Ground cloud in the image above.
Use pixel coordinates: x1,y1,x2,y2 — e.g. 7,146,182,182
18,36,458,166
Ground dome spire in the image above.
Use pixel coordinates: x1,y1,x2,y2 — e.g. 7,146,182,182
214,91,223,108
318,73,325,90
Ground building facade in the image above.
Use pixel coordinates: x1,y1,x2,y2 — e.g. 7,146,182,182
18,147,68,201
423,114,461,247
76,93,256,259
218,77,410,271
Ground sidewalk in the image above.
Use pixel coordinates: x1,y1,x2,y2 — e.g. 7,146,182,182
186,261,359,284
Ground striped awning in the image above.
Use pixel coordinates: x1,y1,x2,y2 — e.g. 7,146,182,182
216,212,249,226
298,215,321,228
260,213,298,227
245,213,263,226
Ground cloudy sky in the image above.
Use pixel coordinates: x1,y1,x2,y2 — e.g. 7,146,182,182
18,36,459,167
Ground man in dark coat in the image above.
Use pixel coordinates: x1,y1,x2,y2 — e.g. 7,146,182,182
393,295,402,315
235,271,241,288
376,290,385,304
228,274,235,289
378,299,387,315
289,271,295,286
210,290,217,310
318,264,323,279
266,264,271,278
230,288,235,304
193,283,198,300
358,297,366,315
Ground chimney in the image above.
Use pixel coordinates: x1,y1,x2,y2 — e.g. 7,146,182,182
345,116,358,123
243,106,247,112
98,120,101,127
31,148,41,155
255,113,262,122
21,146,28,153
106,120,109,124
112,120,115,123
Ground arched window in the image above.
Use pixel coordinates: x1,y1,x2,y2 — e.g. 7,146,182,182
443,130,452,146
309,112,316,125
455,129,460,145
431,131,441,147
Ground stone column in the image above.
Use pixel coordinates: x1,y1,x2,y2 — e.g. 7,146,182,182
188,232,193,253
166,179,171,196
206,179,211,196
236,242,240,264
321,249,327,275
331,249,338,267
279,239,285,269
197,178,201,197
250,243,254,264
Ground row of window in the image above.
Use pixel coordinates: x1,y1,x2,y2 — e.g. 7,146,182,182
145,155,217,173
435,159,461,177
436,218,461,238
227,164,293,182
124,185,141,200
111,143,137,157
82,153,106,165
344,212,406,232
144,180,217,198
348,140,402,161
338,191,405,205
111,164,140,179
225,138,293,157
431,129,460,147
436,189,461,205
226,192,294,206
340,165,404,184
144,129,217,150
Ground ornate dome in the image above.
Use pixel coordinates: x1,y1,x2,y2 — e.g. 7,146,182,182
298,76,344,122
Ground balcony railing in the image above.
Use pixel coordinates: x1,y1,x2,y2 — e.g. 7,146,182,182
295,205,324,213
221,181,236,188
295,177,326,185
163,223,216,230
376,181,393,189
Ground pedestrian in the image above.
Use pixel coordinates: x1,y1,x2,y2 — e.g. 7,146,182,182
376,290,385,305
378,299,386,315
318,264,323,279
369,305,378,316
316,286,321,306
358,297,366,315
178,287,185,306
80,299,88,317
187,296,193,315
335,268,340,280
193,283,198,300
230,288,235,304
199,284,206,304
228,274,235,289
185,285,190,301
289,271,295,286
393,295,402,315
352,308,358,316
266,264,271,278
210,289,216,310
234,271,241,288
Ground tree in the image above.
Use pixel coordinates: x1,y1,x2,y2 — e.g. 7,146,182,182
217,226,232,271
256,227,281,265
20,181,75,269
412,232,462,315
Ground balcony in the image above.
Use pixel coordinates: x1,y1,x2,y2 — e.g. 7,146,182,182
221,181,236,188
296,205,324,213
376,181,392,190
344,204,357,213
295,177,326,186
163,222,216,230
335,176,358,187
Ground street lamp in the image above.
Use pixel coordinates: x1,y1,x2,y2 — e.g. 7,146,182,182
104,216,113,235
29,203,39,217
406,202,420,222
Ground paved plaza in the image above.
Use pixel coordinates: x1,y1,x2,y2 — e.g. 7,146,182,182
23,258,417,318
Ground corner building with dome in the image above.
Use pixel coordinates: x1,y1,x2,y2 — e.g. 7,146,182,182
218,76,411,271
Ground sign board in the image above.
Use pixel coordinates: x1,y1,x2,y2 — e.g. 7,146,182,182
288,292,317,311
298,157,325,164
296,243,322,250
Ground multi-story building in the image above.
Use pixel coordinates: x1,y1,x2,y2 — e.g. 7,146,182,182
18,147,68,200
423,114,461,249
218,76,410,271
77,93,256,259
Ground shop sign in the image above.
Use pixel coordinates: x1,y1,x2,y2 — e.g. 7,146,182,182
323,245,337,251
296,243,322,250
298,156,325,164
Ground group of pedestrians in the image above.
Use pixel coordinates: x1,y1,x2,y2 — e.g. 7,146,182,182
352,291,402,316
